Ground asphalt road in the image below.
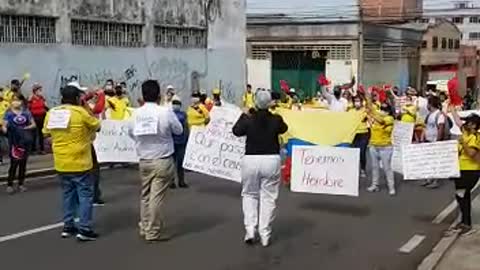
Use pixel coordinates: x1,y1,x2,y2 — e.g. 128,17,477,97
0,168,455,270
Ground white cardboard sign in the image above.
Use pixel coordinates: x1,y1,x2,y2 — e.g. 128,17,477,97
93,120,139,163
291,146,360,197
391,121,414,173
183,106,245,182
402,140,460,180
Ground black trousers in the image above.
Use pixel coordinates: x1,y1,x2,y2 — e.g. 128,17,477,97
454,170,480,226
7,158,27,187
91,145,102,202
32,115,46,152
352,132,370,171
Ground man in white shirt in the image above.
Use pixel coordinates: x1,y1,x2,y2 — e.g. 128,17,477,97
323,86,348,112
130,80,183,242
423,95,448,189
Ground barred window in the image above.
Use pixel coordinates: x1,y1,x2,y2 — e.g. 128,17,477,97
0,15,56,44
71,20,143,47
154,26,207,48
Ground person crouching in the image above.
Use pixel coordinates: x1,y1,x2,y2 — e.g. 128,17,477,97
232,90,288,247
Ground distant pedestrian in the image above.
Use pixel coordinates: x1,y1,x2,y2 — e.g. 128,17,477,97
43,85,101,241
171,98,189,189
233,90,288,247
28,83,48,154
130,80,183,242
3,94,36,194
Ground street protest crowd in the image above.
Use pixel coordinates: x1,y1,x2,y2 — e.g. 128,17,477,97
2,72,480,246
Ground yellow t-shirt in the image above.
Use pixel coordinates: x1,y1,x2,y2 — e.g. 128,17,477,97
0,100,10,124
459,132,480,171
187,104,210,128
401,104,417,123
3,89,15,104
121,96,130,107
43,105,101,173
106,96,128,120
370,114,394,146
243,92,255,109
348,108,369,134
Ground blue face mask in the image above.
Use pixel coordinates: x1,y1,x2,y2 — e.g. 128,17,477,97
172,104,182,111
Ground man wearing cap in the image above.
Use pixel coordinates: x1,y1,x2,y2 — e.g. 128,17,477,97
43,85,101,241
69,81,106,206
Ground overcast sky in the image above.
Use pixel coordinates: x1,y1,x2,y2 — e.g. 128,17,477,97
247,0,480,14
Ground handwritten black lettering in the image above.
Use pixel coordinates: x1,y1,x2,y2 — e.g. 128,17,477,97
302,171,344,188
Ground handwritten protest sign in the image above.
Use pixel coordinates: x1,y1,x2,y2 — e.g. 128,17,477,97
93,120,138,163
391,122,414,173
402,140,459,180
183,106,245,182
291,146,360,197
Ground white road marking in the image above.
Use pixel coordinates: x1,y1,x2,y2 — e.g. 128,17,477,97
0,222,63,243
0,218,80,243
432,180,480,224
399,234,426,254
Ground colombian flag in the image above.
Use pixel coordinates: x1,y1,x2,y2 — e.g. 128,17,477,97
276,109,363,185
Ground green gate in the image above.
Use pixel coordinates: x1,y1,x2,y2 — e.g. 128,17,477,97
271,51,326,99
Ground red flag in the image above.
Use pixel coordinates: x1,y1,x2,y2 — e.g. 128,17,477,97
280,80,290,93
358,85,365,94
447,76,463,106
317,74,330,86
373,86,387,103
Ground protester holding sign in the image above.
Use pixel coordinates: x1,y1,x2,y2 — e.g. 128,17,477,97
422,96,451,189
43,85,101,241
232,90,288,247
448,107,480,235
130,80,183,242
366,103,396,195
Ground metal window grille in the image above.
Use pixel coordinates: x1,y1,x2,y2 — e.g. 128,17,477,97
71,20,143,47
154,26,207,48
364,43,417,62
251,44,352,60
0,15,56,44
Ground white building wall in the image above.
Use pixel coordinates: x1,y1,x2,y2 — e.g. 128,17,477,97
246,58,271,90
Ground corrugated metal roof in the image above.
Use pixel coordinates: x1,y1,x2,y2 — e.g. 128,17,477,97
247,0,360,22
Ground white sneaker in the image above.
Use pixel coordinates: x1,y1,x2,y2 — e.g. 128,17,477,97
260,237,270,247
6,186,14,194
367,185,379,192
360,170,367,178
389,189,396,196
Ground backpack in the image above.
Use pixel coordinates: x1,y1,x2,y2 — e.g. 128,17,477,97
425,111,453,141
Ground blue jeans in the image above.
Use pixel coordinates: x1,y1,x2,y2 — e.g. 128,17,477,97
60,173,94,232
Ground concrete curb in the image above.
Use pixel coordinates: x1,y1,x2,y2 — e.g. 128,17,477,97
417,224,459,270
417,185,480,270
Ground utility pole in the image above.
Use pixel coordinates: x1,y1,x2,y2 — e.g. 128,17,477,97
357,0,364,85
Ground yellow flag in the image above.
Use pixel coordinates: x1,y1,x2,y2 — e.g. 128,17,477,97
277,108,363,145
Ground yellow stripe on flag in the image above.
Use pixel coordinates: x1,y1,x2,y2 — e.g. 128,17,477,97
277,108,363,146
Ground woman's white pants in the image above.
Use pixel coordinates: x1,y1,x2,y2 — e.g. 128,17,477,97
241,155,281,242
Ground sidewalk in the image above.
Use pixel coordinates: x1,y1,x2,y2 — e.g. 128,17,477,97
436,195,480,270
0,154,54,180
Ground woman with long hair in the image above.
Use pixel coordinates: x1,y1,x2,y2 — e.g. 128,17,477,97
232,90,288,247
449,106,480,235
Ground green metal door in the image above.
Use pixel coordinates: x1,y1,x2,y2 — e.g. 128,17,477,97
271,51,326,99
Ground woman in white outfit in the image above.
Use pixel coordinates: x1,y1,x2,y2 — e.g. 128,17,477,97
232,90,288,247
